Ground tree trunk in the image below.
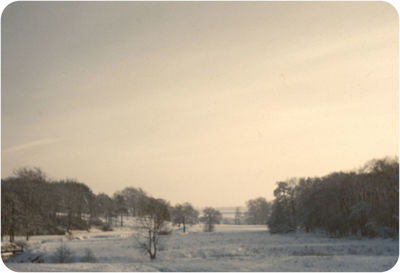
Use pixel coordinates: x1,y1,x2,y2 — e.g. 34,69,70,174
152,231,157,260
148,230,152,258
9,229,14,243
67,210,72,231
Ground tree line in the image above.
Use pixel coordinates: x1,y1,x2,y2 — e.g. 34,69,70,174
2,168,96,241
3,156,395,245
1,167,225,243
267,157,399,238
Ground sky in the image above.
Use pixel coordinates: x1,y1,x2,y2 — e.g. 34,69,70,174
1,2,398,207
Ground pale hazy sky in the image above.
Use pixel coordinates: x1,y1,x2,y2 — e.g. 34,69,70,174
2,2,398,207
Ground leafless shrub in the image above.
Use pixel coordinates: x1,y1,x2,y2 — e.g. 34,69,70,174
292,246,332,256
14,240,27,250
80,248,96,262
134,198,170,260
66,233,74,241
52,243,74,263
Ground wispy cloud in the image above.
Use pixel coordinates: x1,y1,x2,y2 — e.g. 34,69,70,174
2,138,64,154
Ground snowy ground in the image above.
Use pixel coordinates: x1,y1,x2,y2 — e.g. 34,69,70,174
3,219,399,272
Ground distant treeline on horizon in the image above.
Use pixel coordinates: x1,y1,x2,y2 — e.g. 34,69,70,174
1,156,398,241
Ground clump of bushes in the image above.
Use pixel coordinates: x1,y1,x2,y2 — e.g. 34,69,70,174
89,217,104,227
14,240,27,250
159,228,172,235
52,243,74,263
80,248,96,262
101,223,113,232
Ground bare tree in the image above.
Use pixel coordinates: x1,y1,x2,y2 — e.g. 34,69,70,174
234,207,242,225
201,207,222,232
171,202,199,232
134,198,170,260
1,189,21,242
95,193,116,227
113,194,127,227
120,187,148,217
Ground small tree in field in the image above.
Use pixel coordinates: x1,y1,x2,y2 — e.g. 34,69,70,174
171,202,199,232
135,198,170,260
201,207,222,232
234,207,242,225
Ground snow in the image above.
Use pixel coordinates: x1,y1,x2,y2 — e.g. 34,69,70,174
3,218,398,272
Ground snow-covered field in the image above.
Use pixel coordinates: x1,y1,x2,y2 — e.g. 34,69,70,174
3,219,398,272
